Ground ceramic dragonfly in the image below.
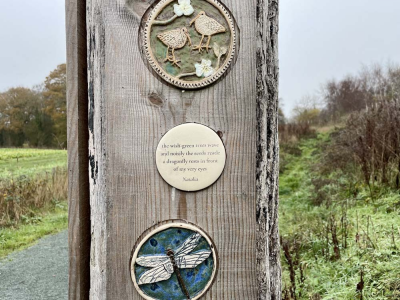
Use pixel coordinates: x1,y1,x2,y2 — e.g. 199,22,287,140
136,233,212,299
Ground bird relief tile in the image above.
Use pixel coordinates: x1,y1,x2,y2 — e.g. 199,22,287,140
131,222,218,300
142,0,237,89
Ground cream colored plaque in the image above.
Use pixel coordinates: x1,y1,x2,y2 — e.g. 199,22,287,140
156,123,226,191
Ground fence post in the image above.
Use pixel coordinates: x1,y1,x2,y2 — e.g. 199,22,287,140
67,0,280,298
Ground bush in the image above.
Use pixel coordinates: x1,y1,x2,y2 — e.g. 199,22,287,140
325,100,400,191
279,123,316,145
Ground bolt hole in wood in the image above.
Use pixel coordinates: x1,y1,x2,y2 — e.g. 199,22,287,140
131,222,218,300
148,92,164,106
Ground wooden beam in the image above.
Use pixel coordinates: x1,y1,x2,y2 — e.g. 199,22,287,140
86,0,281,298
255,0,281,299
66,0,90,299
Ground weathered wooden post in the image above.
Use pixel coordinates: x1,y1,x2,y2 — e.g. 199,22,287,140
66,0,280,299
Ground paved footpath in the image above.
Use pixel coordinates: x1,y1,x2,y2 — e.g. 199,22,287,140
0,230,68,300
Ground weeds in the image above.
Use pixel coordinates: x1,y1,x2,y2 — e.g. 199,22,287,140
0,167,67,227
0,149,68,257
281,236,307,300
325,101,400,194
280,133,400,299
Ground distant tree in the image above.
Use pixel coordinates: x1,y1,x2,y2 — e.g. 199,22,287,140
278,99,286,125
294,108,320,125
0,64,67,148
279,98,317,145
43,64,67,148
387,65,400,100
322,76,366,121
23,86,54,147
0,87,48,147
292,95,321,126
320,64,400,123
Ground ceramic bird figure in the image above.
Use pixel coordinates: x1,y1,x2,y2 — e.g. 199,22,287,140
190,11,226,53
157,27,192,68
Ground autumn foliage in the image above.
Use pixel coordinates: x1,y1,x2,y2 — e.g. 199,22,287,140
0,64,67,148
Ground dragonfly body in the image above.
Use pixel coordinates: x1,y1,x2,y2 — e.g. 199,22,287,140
136,233,212,298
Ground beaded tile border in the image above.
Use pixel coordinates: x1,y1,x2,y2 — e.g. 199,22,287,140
130,220,219,300
143,0,237,89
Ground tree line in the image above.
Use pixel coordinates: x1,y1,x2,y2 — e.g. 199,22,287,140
0,64,66,149
280,63,400,191
287,63,400,126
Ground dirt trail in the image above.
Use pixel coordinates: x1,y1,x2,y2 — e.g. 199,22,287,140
0,230,68,300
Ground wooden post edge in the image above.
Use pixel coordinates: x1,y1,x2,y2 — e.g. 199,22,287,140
66,0,90,299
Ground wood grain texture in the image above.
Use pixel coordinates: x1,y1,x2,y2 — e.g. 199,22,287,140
255,0,281,299
86,0,280,299
66,0,90,299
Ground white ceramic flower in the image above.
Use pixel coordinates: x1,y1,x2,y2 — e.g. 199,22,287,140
174,0,194,17
195,59,215,78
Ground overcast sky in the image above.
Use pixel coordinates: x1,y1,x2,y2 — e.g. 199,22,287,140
0,1,399,117
280,0,400,116
0,0,66,91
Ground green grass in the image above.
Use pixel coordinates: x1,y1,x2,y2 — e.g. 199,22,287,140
0,201,68,258
0,148,67,178
0,148,68,258
280,134,400,300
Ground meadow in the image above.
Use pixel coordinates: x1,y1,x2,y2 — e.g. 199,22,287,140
0,148,67,178
0,148,68,257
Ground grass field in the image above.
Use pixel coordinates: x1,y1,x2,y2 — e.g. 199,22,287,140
280,133,400,299
0,148,67,178
0,204,68,258
0,148,68,258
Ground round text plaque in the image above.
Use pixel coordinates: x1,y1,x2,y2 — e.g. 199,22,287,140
156,123,226,191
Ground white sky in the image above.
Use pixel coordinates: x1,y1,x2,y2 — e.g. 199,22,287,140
280,0,400,116
0,1,399,117
0,0,66,91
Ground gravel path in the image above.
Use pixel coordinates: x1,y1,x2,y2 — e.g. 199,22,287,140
0,230,68,300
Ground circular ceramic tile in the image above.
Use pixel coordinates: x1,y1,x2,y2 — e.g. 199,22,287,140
142,0,237,89
156,123,226,192
131,222,218,300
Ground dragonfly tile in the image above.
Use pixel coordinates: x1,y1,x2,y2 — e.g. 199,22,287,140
132,226,216,300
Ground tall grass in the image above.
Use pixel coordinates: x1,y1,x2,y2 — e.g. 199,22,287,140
0,148,67,228
0,167,67,227
280,134,400,300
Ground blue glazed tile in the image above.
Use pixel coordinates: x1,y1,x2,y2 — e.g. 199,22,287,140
134,227,214,300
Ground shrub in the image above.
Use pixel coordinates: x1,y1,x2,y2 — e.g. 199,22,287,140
279,123,316,145
327,100,400,190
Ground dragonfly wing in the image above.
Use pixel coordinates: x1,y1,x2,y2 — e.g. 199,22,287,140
137,261,174,285
136,254,169,268
175,250,212,269
175,233,202,256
